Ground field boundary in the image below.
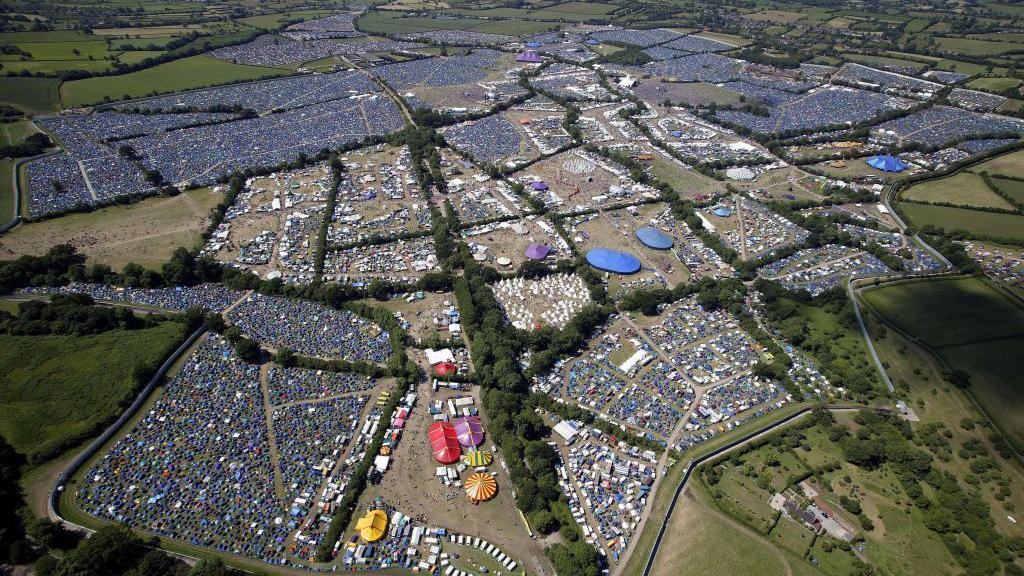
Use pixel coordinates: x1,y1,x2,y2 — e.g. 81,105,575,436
4,148,60,233
637,403,864,576
49,325,207,523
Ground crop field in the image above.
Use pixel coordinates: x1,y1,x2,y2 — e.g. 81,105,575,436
899,202,1024,241
0,187,222,270
0,321,185,460
59,55,293,107
862,276,1024,449
0,76,61,113
902,172,1016,210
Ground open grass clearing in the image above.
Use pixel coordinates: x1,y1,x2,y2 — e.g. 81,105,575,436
935,36,1024,57
0,321,186,460
60,55,292,107
902,172,1016,210
0,76,61,113
990,177,1024,204
862,276,1024,450
0,187,222,270
967,76,1022,92
899,202,1024,241
967,149,1024,175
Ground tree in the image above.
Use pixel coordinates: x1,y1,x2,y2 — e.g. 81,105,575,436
234,338,261,363
528,509,558,534
55,524,146,576
275,347,296,367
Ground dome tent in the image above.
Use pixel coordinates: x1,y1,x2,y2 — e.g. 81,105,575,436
355,510,387,542
586,248,641,274
635,227,673,249
465,472,497,503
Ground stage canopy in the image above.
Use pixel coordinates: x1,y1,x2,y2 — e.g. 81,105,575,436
465,472,497,502
428,421,461,464
454,416,485,447
586,248,641,274
635,227,673,249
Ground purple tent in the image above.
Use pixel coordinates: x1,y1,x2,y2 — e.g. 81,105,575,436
525,243,550,260
516,51,542,63
530,181,548,191
454,416,485,447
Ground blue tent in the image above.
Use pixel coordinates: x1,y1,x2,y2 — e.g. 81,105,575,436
635,227,673,249
713,206,733,217
866,155,908,172
525,40,542,48
586,248,641,274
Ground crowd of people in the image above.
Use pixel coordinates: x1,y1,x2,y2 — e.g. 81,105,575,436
226,293,392,361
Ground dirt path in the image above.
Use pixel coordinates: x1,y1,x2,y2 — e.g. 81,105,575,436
258,363,286,501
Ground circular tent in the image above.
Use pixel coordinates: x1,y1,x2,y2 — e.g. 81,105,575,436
712,206,733,217
434,362,458,377
464,451,493,467
586,248,641,274
866,155,908,173
635,227,673,250
428,421,461,464
355,509,387,542
465,472,497,503
454,415,485,447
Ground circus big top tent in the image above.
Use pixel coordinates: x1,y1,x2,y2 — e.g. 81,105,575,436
465,472,497,503
586,248,641,274
428,421,461,464
866,155,908,172
355,509,387,542
454,416,485,447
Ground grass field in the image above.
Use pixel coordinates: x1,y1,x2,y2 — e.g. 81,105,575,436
935,36,1024,56
862,276,1024,450
0,76,61,113
59,55,292,107
902,172,1016,210
0,321,185,460
0,159,14,221
899,202,1024,241
0,119,37,147
991,177,1024,204
0,187,222,270
969,149,1024,175
967,76,1022,92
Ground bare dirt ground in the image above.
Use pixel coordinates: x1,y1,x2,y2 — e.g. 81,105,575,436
0,187,221,270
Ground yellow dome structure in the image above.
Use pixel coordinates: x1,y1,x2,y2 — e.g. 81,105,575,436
465,472,497,503
355,509,387,542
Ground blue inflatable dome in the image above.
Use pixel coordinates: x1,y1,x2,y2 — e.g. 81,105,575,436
713,206,733,217
635,227,673,249
587,248,641,274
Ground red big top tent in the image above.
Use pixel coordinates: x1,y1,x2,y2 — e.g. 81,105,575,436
428,421,461,464
434,362,458,377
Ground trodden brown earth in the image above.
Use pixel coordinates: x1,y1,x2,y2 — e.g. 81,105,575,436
0,187,221,270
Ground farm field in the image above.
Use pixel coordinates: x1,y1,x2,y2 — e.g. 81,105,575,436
0,187,222,270
968,149,1024,174
59,55,293,107
0,321,186,461
902,172,1016,210
967,76,1022,92
899,202,1024,241
862,276,1024,450
0,76,61,113
991,177,1024,204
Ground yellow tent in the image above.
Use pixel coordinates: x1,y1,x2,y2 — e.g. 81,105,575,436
355,509,387,542
464,451,492,467
465,472,497,503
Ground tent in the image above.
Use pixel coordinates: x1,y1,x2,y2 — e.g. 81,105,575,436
465,472,498,503
435,362,458,377
525,40,542,48
712,206,733,217
454,416,485,447
530,181,549,191
525,243,550,260
464,451,493,467
428,421,461,464
866,155,908,172
355,509,387,542
517,51,542,63
635,227,673,249
586,248,641,274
